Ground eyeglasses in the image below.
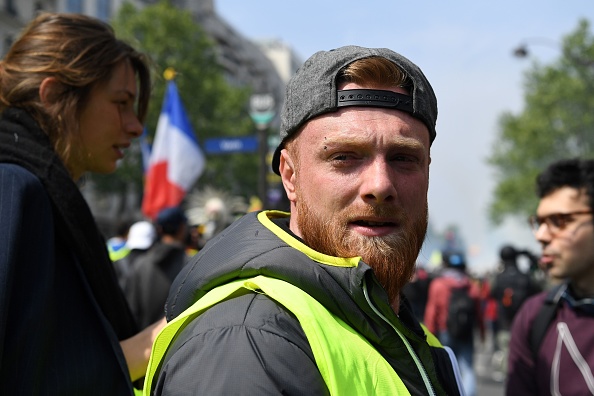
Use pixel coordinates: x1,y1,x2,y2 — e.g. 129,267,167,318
528,210,592,234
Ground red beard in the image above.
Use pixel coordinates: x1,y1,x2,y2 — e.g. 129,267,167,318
296,198,427,303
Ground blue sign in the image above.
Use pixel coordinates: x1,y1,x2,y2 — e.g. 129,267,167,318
204,136,259,154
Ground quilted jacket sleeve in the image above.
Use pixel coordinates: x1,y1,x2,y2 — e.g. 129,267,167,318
154,293,329,395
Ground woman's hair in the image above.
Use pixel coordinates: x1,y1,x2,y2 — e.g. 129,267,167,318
0,12,151,164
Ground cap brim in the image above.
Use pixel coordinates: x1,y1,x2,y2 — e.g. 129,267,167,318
271,143,283,176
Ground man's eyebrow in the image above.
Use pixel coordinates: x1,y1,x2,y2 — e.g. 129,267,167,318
323,135,425,149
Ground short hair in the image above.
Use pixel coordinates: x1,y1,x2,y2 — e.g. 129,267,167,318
0,12,151,167
115,219,134,237
336,56,411,91
536,158,594,214
499,245,518,264
442,250,467,271
156,207,188,236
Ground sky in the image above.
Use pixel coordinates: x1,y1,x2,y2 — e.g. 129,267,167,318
215,0,594,273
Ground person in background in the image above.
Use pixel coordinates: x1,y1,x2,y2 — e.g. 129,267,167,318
506,158,594,395
0,13,164,394
143,45,463,395
424,251,483,396
401,263,433,321
184,218,203,257
479,277,499,350
125,207,189,328
107,218,134,262
489,244,541,381
478,276,505,381
114,220,157,291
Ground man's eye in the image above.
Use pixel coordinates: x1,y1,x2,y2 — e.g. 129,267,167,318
549,215,561,227
392,154,416,162
329,151,359,161
550,214,569,228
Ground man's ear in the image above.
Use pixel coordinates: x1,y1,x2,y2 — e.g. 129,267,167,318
279,148,297,202
39,77,62,107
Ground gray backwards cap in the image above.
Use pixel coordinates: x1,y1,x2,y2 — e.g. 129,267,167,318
272,45,437,175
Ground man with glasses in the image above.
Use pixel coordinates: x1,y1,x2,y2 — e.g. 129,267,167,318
506,158,594,395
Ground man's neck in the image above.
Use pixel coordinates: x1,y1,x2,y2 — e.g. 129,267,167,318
570,277,594,299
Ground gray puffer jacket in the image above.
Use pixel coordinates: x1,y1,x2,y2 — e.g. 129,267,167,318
152,211,461,395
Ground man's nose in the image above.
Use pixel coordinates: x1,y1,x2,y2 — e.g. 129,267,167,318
360,159,397,204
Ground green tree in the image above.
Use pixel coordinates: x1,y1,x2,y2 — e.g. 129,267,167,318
488,19,594,224
91,1,256,212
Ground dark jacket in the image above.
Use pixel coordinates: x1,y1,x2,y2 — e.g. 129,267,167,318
490,264,540,330
152,211,461,395
125,241,187,328
0,109,137,394
507,283,594,395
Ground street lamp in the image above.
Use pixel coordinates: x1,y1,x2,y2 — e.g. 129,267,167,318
512,37,561,59
249,93,276,208
513,37,594,68
512,36,593,157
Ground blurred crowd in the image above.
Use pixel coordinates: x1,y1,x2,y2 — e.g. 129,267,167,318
403,243,549,391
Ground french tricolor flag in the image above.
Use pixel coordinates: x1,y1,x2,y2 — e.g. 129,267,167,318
142,80,205,219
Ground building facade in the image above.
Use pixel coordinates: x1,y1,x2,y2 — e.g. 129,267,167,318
1,0,293,101
0,0,302,230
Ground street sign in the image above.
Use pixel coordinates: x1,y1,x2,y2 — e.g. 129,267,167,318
249,94,275,113
249,93,277,208
249,93,276,129
204,136,259,154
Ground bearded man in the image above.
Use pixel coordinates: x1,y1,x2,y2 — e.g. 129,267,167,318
144,46,463,396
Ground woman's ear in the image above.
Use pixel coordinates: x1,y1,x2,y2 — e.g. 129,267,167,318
39,77,62,107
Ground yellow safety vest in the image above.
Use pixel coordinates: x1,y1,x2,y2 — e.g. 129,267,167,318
144,275,441,395
108,245,130,262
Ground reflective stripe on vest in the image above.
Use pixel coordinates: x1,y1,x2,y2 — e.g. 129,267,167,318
144,276,435,395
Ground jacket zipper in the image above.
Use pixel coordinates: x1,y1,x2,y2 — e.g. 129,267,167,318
363,278,437,396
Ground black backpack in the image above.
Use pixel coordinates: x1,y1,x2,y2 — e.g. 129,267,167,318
447,285,476,339
495,271,533,323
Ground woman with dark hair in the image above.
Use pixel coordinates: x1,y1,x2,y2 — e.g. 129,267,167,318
0,13,164,394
